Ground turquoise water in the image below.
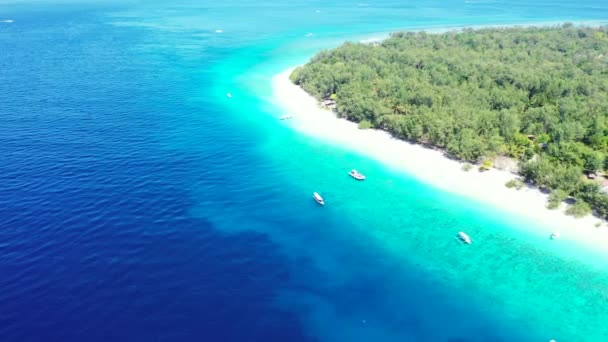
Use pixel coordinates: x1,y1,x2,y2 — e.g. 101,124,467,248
1,1,608,341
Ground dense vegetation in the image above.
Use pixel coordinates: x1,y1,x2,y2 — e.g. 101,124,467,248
291,25,608,218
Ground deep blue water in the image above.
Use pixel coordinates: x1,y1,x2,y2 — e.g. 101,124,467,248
0,6,297,341
1,1,608,341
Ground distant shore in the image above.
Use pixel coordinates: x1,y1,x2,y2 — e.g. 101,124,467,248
271,67,608,256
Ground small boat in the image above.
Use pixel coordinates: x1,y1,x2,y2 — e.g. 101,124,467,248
279,115,294,120
458,232,472,244
226,93,232,98
348,169,366,180
215,29,223,33
313,192,325,206
550,231,560,240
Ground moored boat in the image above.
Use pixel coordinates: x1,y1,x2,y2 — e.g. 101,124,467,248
313,192,325,206
348,169,366,180
458,232,472,244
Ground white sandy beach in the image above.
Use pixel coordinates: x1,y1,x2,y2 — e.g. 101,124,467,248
272,68,608,256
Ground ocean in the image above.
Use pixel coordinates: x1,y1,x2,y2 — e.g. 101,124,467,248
1,1,608,341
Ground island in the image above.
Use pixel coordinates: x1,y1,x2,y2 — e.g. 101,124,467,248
289,24,608,220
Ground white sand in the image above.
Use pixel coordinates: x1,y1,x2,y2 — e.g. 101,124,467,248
271,68,608,256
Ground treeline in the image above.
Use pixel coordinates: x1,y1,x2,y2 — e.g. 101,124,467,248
291,24,608,218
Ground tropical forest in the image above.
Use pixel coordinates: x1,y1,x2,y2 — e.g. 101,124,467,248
290,24,608,218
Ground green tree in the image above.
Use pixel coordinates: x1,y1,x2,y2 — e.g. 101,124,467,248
505,179,524,189
447,128,485,161
566,200,592,218
358,120,372,129
547,189,568,209
480,159,493,171
583,151,604,173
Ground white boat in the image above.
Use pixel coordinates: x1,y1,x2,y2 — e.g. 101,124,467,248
458,232,472,244
348,169,366,180
279,115,293,120
226,93,232,98
313,192,325,206
550,231,560,240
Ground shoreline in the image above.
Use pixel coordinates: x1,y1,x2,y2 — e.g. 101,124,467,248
271,67,608,259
